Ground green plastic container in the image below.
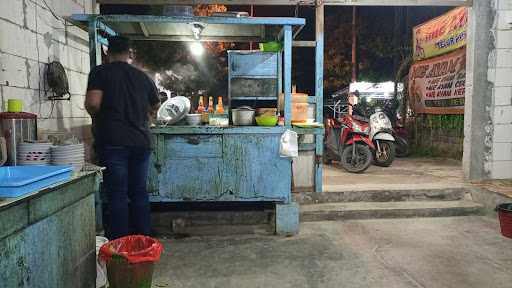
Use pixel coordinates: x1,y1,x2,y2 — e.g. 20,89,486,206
7,99,23,112
259,41,282,52
256,115,278,126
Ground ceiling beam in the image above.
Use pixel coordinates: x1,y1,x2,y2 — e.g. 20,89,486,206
96,0,472,6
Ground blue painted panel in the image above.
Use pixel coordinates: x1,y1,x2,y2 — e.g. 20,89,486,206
158,158,223,201
0,195,95,288
166,135,222,159
72,14,306,26
315,6,325,193
150,133,291,202
222,134,291,202
229,52,278,77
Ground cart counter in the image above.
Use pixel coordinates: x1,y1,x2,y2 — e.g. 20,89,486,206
148,126,295,203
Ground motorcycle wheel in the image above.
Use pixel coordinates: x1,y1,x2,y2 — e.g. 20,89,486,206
374,141,395,167
341,144,373,173
395,136,409,158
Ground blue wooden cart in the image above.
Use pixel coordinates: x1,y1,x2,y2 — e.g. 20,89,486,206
71,13,325,234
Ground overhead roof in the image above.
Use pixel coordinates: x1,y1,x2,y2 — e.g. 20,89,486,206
69,14,305,42
94,0,472,6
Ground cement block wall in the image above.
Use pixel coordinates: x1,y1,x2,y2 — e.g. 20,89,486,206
488,0,512,179
0,0,96,158
464,0,512,180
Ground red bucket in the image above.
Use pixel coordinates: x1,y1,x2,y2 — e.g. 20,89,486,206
497,203,512,239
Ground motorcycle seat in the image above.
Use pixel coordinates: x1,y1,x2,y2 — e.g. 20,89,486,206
353,115,369,123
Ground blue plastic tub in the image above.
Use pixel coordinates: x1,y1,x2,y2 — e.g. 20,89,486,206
0,165,73,198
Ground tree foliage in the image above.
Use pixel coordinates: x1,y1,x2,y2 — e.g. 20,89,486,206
324,8,398,94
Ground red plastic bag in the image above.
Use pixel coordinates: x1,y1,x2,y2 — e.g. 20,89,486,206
99,235,164,264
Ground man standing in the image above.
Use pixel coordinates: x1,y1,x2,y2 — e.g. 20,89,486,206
85,36,160,239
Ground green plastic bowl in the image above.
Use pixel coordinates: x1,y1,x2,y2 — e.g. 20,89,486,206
259,42,282,52
255,115,278,126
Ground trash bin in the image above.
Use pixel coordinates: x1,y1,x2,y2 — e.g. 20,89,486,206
497,203,512,239
99,235,164,288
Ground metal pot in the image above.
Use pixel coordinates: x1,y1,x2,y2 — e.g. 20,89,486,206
0,112,37,165
232,107,255,126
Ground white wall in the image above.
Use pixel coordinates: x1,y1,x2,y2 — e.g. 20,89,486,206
0,0,96,158
488,0,512,179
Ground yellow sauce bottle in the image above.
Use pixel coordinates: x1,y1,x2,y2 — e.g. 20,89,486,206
216,96,224,114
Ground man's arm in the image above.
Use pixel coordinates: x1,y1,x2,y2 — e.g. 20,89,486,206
85,90,103,117
85,66,104,117
147,77,161,119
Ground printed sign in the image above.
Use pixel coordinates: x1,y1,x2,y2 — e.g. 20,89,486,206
413,7,467,61
409,48,466,114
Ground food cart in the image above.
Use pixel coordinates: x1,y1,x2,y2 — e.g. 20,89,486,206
71,13,324,234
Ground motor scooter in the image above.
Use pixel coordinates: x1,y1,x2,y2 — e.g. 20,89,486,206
382,100,409,157
368,110,396,167
325,115,374,173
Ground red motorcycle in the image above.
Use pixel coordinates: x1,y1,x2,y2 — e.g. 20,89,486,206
325,115,374,173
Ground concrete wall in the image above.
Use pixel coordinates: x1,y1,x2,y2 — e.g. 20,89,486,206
464,0,512,180
0,0,96,158
488,0,512,179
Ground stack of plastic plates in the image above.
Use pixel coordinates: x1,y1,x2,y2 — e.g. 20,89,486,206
51,144,85,172
17,142,53,165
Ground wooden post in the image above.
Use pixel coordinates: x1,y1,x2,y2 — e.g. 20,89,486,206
284,25,293,127
351,6,357,82
250,5,254,50
315,2,324,193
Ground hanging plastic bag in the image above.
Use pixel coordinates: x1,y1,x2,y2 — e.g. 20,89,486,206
280,129,298,158
99,235,164,264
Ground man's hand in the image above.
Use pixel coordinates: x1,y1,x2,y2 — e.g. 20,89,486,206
85,90,103,117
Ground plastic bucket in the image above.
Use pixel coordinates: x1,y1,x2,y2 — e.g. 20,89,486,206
99,235,163,288
7,99,23,112
107,257,155,288
497,203,512,239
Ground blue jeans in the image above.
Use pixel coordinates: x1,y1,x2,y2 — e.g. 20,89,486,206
98,146,151,239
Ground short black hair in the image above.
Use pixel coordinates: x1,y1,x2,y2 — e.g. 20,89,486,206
108,36,132,54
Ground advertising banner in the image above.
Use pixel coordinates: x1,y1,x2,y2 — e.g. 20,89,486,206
413,7,467,61
409,48,465,115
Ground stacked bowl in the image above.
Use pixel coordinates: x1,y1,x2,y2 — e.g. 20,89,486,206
17,142,52,165
51,144,85,172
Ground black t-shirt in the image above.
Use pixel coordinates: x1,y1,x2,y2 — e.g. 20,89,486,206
87,61,159,149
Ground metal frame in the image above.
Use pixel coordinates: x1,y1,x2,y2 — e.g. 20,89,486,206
95,0,472,6
73,10,325,193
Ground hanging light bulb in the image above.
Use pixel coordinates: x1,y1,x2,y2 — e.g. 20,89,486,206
190,41,204,57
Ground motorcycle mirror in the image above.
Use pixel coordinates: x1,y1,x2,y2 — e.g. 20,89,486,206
349,94,359,105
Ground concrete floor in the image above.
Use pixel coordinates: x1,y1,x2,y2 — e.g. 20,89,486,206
324,158,465,192
473,179,512,199
152,216,512,288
